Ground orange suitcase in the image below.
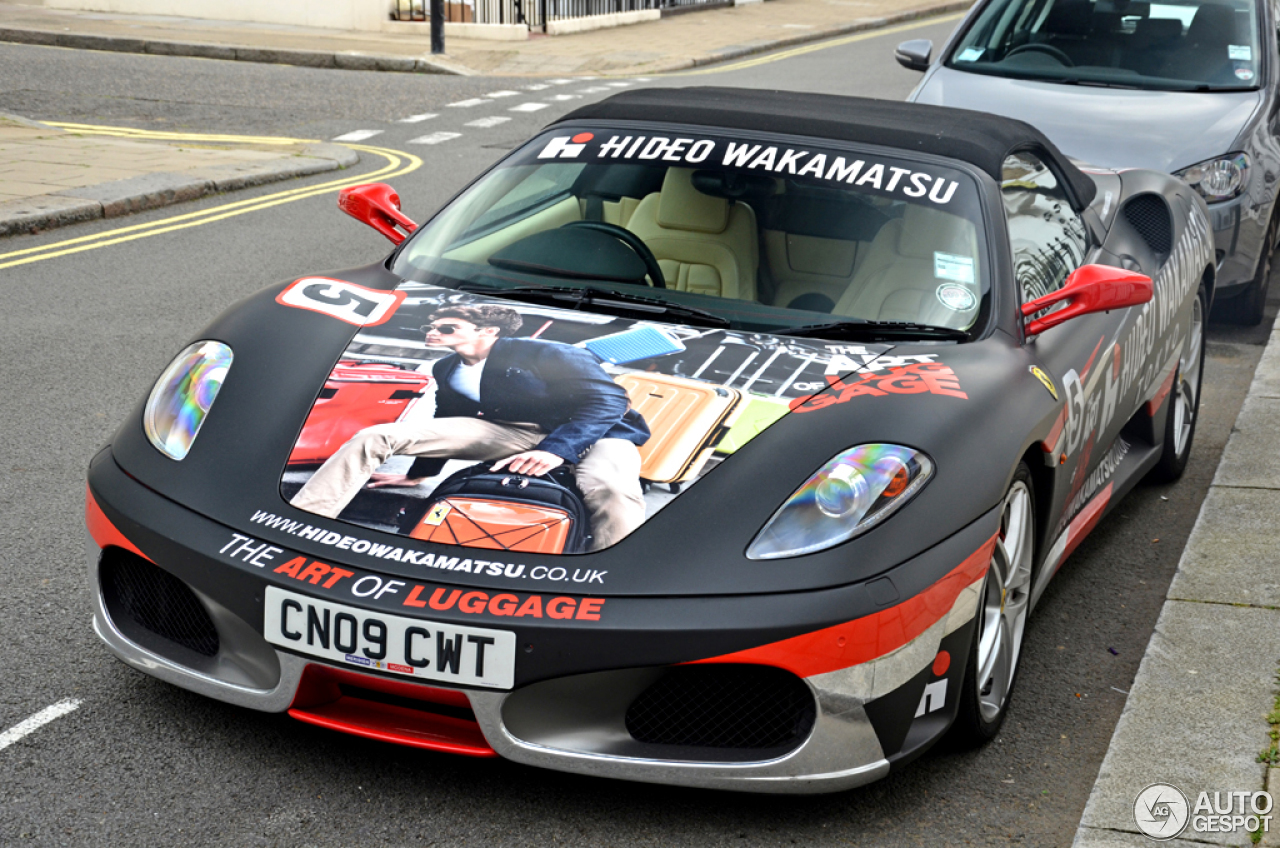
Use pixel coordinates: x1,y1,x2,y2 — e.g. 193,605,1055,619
617,373,745,484
404,464,588,554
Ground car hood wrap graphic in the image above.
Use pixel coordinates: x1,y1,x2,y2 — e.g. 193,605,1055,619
280,281,896,555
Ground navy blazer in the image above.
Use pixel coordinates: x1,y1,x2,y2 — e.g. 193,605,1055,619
427,337,649,464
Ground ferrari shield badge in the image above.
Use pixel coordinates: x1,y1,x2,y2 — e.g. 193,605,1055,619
1030,365,1058,400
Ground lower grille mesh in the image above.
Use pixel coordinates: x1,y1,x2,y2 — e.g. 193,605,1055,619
625,665,815,750
100,548,219,657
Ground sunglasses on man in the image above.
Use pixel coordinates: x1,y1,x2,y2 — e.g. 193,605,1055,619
425,323,462,335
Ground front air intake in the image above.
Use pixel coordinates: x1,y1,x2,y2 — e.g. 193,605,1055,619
625,664,815,750
99,548,219,658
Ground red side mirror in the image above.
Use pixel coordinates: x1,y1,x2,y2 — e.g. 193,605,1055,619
1022,264,1153,336
337,183,418,245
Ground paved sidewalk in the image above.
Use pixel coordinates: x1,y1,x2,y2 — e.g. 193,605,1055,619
0,114,356,237
1074,312,1280,847
0,0,969,77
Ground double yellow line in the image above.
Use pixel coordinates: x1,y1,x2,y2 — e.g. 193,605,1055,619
0,124,423,271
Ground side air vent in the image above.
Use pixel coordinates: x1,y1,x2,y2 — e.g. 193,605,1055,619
1123,194,1173,255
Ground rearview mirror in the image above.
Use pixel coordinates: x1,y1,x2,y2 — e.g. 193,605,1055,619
895,39,933,71
1023,264,1153,336
338,183,418,245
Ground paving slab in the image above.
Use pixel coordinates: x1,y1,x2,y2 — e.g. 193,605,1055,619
1211,394,1280,489
0,114,359,237
1168,486,1280,607
1075,601,1277,847
1250,327,1280,399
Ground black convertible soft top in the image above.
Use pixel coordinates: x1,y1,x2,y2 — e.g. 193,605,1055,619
555,87,1096,209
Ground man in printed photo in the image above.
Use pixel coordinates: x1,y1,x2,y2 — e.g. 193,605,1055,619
290,304,649,551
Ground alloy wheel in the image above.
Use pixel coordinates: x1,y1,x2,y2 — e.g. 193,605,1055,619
975,480,1034,723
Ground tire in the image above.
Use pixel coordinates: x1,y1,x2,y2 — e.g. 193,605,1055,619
1215,213,1275,326
951,463,1036,745
1150,284,1207,483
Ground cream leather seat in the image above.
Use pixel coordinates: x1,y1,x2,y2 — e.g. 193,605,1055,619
832,204,980,326
627,169,759,301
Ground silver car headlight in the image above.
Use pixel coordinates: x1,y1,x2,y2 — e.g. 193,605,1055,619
1175,153,1249,203
747,444,933,560
143,341,233,461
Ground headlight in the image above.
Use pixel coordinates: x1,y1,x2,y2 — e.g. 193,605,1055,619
1175,153,1249,203
747,444,933,560
143,341,233,460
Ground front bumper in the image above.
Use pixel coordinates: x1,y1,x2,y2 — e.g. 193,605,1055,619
1208,191,1266,296
87,447,994,794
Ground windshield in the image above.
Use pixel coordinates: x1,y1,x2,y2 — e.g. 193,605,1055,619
391,128,990,339
946,0,1263,90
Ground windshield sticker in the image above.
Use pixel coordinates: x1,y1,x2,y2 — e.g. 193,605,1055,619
936,284,977,312
281,284,897,557
1235,68,1255,81
934,252,975,283
1228,44,1252,61
956,47,984,62
539,132,595,159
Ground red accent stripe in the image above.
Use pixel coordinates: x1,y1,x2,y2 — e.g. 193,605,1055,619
85,486,148,560
1145,363,1178,416
1041,406,1068,452
1060,482,1113,565
288,664,496,757
1080,336,1105,380
691,535,997,679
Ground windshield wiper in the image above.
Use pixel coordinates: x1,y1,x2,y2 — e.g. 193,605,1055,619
784,320,970,341
455,283,732,329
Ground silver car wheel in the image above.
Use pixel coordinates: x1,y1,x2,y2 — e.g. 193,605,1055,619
975,480,1034,723
1172,295,1204,458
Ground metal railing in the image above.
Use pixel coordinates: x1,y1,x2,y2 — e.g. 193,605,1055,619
393,0,729,29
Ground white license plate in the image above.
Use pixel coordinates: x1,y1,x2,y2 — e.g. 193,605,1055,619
264,587,515,689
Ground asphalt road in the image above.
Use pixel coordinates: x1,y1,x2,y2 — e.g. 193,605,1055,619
1,18,1276,846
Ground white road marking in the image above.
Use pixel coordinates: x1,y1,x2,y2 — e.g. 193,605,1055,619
634,77,652,81
605,82,632,87
525,84,550,91
510,102,549,112
447,98,489,107
331,129,384,142
466,116,512,128
398,113,439,123
579,86,611,93
409,131,463,144
485,90,520,98
0,699,82,752
546,94,582,102
548,78,575,84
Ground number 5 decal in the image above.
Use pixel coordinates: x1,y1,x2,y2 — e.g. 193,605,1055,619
276,277,406,326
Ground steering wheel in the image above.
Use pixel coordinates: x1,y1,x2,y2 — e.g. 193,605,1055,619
1006,43,1075,66
561,221,666,288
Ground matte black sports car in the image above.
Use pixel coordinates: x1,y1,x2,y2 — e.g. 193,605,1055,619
86,88,1213,793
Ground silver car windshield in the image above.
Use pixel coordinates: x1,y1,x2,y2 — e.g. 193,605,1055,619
947,0,1262,90
391,129,990,336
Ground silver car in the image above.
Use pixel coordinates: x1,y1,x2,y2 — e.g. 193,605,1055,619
900,0,1278,324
